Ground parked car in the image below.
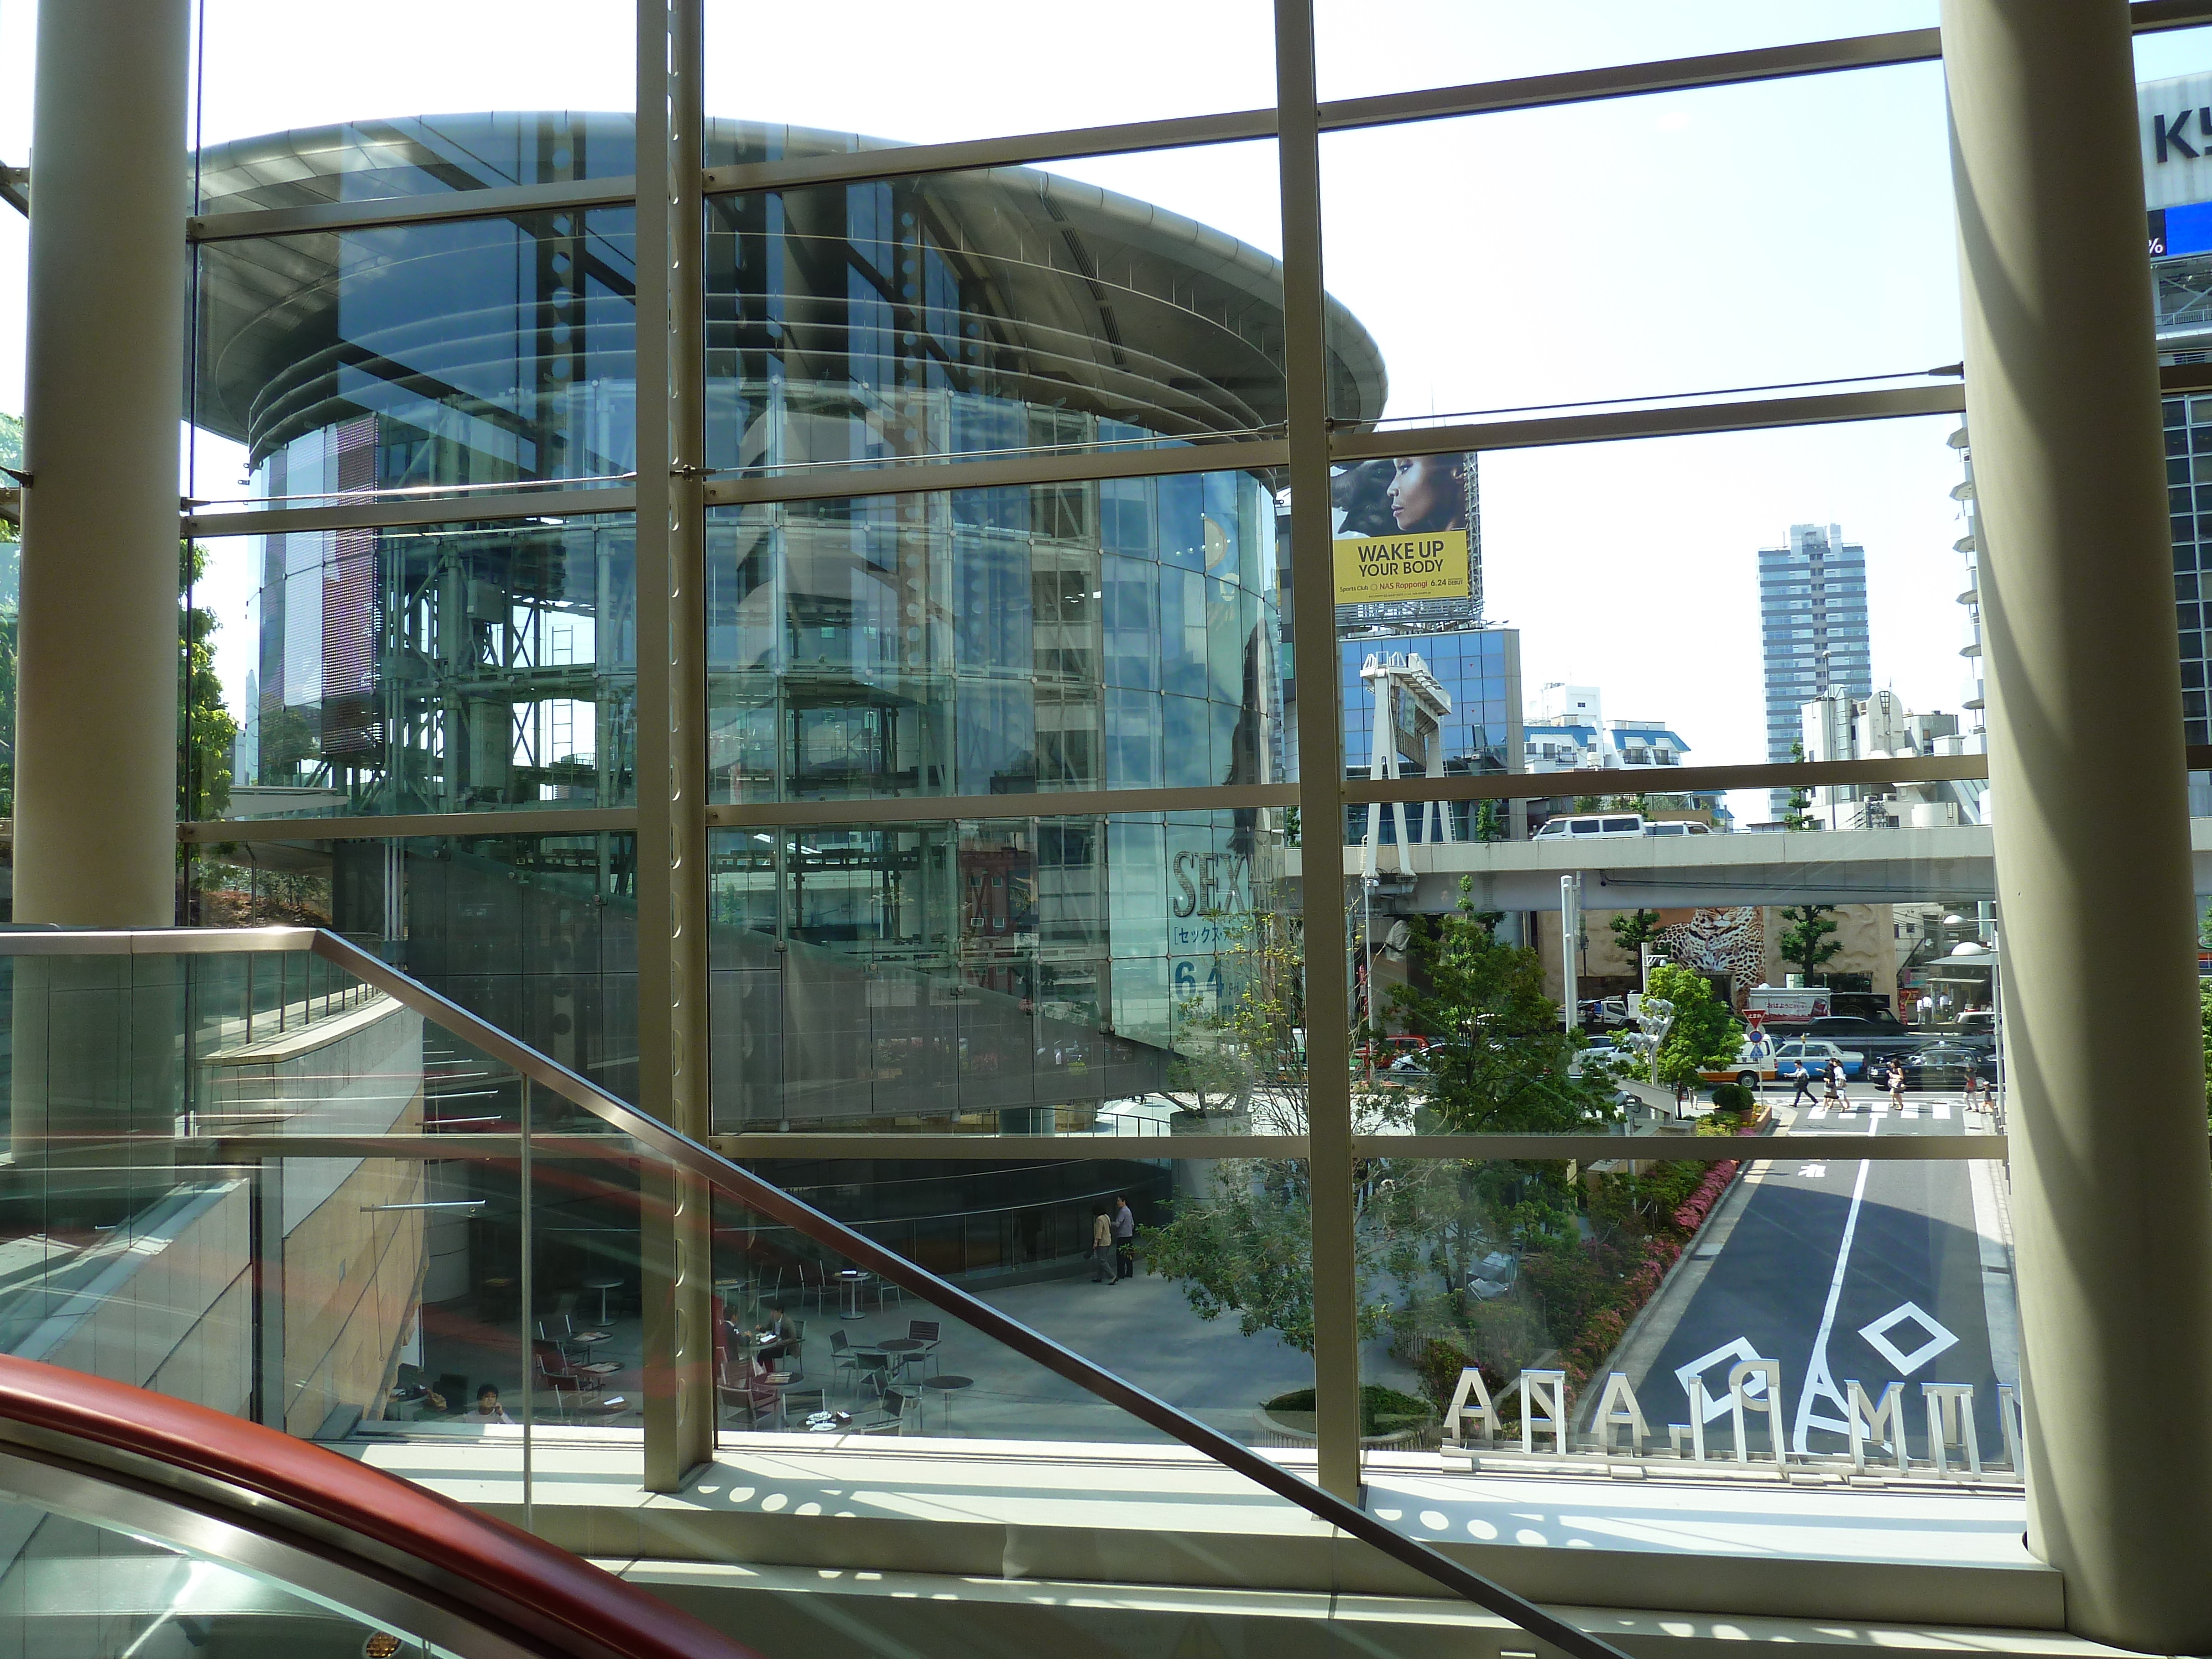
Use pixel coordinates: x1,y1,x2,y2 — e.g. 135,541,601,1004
1770,1037,1867,1081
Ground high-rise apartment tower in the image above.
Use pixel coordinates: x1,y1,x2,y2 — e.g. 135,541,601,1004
1758,523,1872,816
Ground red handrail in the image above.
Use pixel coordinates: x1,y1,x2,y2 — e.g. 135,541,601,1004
0,1354,754,1659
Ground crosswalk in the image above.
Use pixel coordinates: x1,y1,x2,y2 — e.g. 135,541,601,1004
1801,1101,1950,1121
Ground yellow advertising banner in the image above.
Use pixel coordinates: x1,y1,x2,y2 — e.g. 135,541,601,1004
1331,529,1471,603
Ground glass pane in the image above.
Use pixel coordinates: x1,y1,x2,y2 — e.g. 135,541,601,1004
191,211,639,507
705,147,1301,474
708,812,1306,1135
184,832,640,1106
194,2,634,207
1325,788,2003,1128
705,469,1288,801
0,1490,466,1655
194,515,636,820
1322,417,1985,777
1313,2,1936,102
713,1159,1316,1452
1319,65,1958,420
1361,1150,2020,1498
703,0,1274,147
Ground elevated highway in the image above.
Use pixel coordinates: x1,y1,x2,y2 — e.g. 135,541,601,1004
1287,821,2212,910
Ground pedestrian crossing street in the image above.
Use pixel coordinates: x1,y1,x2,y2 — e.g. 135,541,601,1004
1799,1101,1952,1120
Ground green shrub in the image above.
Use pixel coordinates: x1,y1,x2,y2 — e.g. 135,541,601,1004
1709,1082,1753,1112
1262,1383,1435,1436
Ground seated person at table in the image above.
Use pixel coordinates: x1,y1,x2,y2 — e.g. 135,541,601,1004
468,1384,514,1425
756,1302,797,1372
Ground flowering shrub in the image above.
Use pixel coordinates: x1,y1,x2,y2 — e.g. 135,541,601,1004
1670,1160,1740,1232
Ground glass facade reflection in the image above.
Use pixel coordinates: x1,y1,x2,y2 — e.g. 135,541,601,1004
708,811,1277,1131
707,469,1282,805
195,115,1357,1130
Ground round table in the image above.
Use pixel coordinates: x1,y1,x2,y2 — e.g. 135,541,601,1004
584,1277,623,1326
921,1374,972,1431
836,1270,872,1320
876,1336,924,1382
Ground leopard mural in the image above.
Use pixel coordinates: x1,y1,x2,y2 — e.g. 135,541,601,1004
1651,906,1764,1006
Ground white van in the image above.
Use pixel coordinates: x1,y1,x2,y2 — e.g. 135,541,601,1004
1533,812,1647,840
1643,820,1712,837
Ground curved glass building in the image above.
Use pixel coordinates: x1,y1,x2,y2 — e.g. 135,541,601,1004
196,114,1387,1137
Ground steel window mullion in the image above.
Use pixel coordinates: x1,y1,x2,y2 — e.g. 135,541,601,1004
1345,753,1992,805
702,439,1290,507
185,174,641,242
1334,384,1969,465
182,485,638,540
1272,0,1364,1507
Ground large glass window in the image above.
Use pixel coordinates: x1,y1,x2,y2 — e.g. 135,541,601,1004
706,469,1284,804
192,2,635,208
703,148,1307,474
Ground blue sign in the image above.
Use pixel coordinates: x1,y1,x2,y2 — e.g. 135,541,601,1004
2152,201,2212,259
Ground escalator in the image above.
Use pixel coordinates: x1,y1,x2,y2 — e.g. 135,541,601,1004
0,1352,748,1658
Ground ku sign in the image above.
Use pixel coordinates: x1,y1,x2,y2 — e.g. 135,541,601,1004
2142,74,2212,211
1332,528,1471,603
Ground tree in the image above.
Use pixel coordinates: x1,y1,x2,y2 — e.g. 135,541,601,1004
2200,979,2212,1131
1610,908,1665,964
179,541,238,821
1777,904,1843,983
1142,893,1414,1351
1645,961,1745,1092
1391,882,1615,1136
1470,799,1506,844
1783,739,1815,831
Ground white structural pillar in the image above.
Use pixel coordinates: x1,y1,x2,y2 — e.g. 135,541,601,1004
1940,3,2212,1649
15,0,189,926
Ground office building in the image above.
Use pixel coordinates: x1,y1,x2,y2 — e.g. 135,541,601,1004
1758,521,1872,815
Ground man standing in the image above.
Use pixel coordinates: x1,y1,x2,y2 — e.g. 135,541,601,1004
1113,1194,1136,1279
1091,1208,1115,1284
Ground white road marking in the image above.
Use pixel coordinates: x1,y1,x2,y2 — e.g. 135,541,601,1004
1675,1337,1768,1422
1792,1109,1880,1454
1859,1300,1960,1375
1805,1106,1827,1121
1902,1103,1919,1119
1933,1100,1952,1120
1797,1162,1828,1178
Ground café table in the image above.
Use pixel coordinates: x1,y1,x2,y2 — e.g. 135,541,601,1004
836,1269,872,1320
875,1336,925,1382
921,1374,972,1432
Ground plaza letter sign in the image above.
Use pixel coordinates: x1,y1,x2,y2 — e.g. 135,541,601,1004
1332,527,1471,603
2142,73,2212,212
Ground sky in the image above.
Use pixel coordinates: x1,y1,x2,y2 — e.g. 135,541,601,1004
0,3,2202,823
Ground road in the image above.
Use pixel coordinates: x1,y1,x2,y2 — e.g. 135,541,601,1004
1609,1093,2016,1468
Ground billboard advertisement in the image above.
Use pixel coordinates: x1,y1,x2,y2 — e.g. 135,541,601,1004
1329,453,1478,604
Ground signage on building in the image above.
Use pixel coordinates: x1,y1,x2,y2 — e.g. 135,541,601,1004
1332,528,1472,603
2141,74,2212,211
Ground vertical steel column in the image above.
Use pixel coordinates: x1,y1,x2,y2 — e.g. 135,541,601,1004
1272,0,1360,1499
635,0,716,1491
1940,2,2212,1648
519,1077,534,1528
14,0,188,927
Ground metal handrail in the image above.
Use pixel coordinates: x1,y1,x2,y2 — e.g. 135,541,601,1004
8,925,1634,1659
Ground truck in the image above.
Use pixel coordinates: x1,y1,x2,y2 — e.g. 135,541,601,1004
1744,987,1833,1025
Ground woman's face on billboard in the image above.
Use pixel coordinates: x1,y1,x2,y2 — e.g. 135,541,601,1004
1386,456,1463,532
